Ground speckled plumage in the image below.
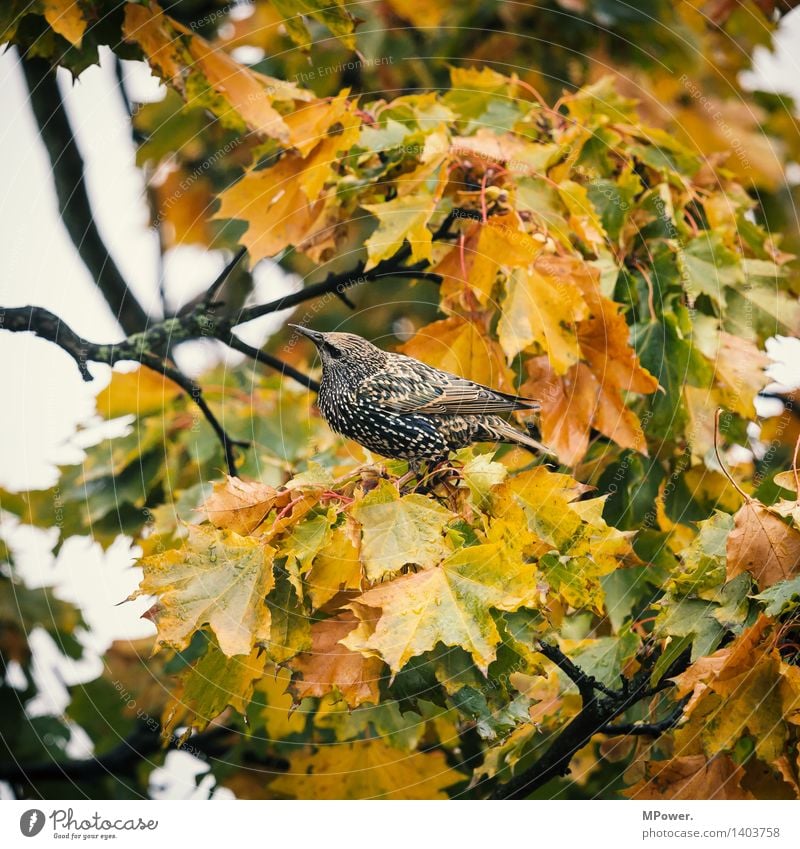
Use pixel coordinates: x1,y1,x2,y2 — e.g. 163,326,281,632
291,326,551,463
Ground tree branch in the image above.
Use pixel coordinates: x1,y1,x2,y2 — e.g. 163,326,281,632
0,305,247,477
599,701,687,737
485,641,691,800
21,57,151,335
235,257,441,326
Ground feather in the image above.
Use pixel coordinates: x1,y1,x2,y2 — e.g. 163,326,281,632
359,358,540,416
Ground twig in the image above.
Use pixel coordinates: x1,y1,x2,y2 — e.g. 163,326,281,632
21,57,150,335
713,408,750,501
599,700,687,737
226,334,320,393
235,256,441,326
202,247,247,307
535,641,618,701
138,352,248,477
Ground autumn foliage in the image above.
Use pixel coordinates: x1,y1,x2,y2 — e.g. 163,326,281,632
3,0,800,800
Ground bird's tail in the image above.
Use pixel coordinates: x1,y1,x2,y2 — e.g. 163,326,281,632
482,417,555,456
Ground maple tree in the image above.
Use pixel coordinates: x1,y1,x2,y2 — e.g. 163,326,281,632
3,0,800,801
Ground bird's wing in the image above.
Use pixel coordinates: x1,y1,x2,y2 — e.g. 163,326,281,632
359,357,540,416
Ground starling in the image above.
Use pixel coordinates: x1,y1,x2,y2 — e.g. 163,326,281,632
290,325,551,464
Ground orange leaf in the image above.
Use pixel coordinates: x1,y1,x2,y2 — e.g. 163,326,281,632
400,316,516,394
288,612,382,708
626,754,752,800
521,257,656,463
43,0,87,46
727,500,800,589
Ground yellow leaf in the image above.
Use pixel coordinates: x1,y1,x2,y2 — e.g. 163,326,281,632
162,640,266,736
520,257,657,463
436,215,541,308
498,265,588,372
96,367,182,419
215,153,335,262
288,612,383,708
270,739,463,799
284,91,354,157
343,543,539,673
43,0,87,46
385,0,448,27
306,521,363,609
558,180,606,250
349,480,455,581
257,665,308,740
296,104,361,200
362,193,437,269
134,525,275,657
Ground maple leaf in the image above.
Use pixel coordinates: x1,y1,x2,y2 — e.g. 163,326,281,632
306,521,363,609
436,214,542,308
362,193,438,269
162,640,267,737
349,480,455,581
498,265,589,373
133,525,275,657
671,617,800,762
42,0,86,46
400,316,516,394
200,476,287,536
626,754,752,800
269,739,463,799
493,467,631,611
123,2,307,143
270,0,358,51
214,151,341,263
343,543,540,673
726,499,800,589
288,612,383,708
521,258,657,463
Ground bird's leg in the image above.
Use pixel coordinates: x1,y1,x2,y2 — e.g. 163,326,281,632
396,460,422,491
412,458,460,494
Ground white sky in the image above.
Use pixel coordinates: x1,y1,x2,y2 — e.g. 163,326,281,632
2,18,800,795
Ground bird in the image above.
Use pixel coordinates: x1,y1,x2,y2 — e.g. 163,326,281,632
290,325,551,466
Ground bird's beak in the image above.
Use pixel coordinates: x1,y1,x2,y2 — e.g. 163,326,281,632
289,324,324,345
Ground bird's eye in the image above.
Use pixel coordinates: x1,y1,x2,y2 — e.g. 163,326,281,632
325,343,343,359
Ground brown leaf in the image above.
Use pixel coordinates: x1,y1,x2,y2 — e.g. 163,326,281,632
626,754,753,800
288,612,383,708
200,476,287,536
727,499,800,589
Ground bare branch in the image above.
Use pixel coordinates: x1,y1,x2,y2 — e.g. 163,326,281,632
21,57,150,335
